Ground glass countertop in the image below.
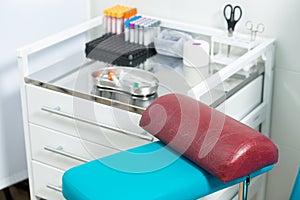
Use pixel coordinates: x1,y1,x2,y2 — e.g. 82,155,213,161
25,51,263,114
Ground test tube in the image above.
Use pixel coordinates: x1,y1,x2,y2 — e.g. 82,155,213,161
124,20,130,42
139,18,150,46
111,12,117,34
129,23,135,43
129,16,142,43
133,18,145,44
133,21,139,44
124,16,141,42
143,19,155,46
151,19,160,43
148,20,160,43
103,9,108,33
116,14,124,34
138,18,149,45
138,20,145,45
143,23,150,46
139,26,144,45
102,15,107,33
107,12,112,33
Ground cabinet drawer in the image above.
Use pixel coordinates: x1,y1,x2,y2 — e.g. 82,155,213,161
216,75,263,121
241,103,266,129
32,161,65,200
27,85,77,136
26,85,152,150
30,124,119,171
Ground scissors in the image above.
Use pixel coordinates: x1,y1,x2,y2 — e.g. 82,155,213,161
223,4,242,37
245,21,265,41
223,4,242,57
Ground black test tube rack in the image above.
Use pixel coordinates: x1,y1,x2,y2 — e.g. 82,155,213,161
85,33,156,67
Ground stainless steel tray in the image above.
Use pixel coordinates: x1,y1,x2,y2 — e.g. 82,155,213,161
92,67,159,97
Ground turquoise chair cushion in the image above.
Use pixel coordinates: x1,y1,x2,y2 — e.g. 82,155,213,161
62,141,274,200
290,167,300,200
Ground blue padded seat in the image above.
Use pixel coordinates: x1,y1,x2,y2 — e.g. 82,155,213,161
62,141,274,200
290,167,300,200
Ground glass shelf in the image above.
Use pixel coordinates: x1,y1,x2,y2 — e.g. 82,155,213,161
25,48,263,114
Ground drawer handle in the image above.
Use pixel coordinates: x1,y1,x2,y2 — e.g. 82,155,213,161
41,106,154,141
252,115,260,122
44,145,89,163
46,184,62,192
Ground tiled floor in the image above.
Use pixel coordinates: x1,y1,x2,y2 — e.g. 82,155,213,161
0,180,30,200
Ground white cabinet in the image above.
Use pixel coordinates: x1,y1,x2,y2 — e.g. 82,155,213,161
25,85,153,200
18,17,275,200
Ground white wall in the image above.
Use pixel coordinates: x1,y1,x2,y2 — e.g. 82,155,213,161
0,0,88,189
91,1,300,199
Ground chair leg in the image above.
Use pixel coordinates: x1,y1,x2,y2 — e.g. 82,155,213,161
238,176,250,200
3,187,13,200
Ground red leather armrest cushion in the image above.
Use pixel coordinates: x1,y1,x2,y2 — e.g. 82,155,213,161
139,94,278,182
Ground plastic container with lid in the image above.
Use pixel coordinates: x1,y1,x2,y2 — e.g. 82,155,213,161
183,40,210,86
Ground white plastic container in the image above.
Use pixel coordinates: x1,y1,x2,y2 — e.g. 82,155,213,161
183,40,210,86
